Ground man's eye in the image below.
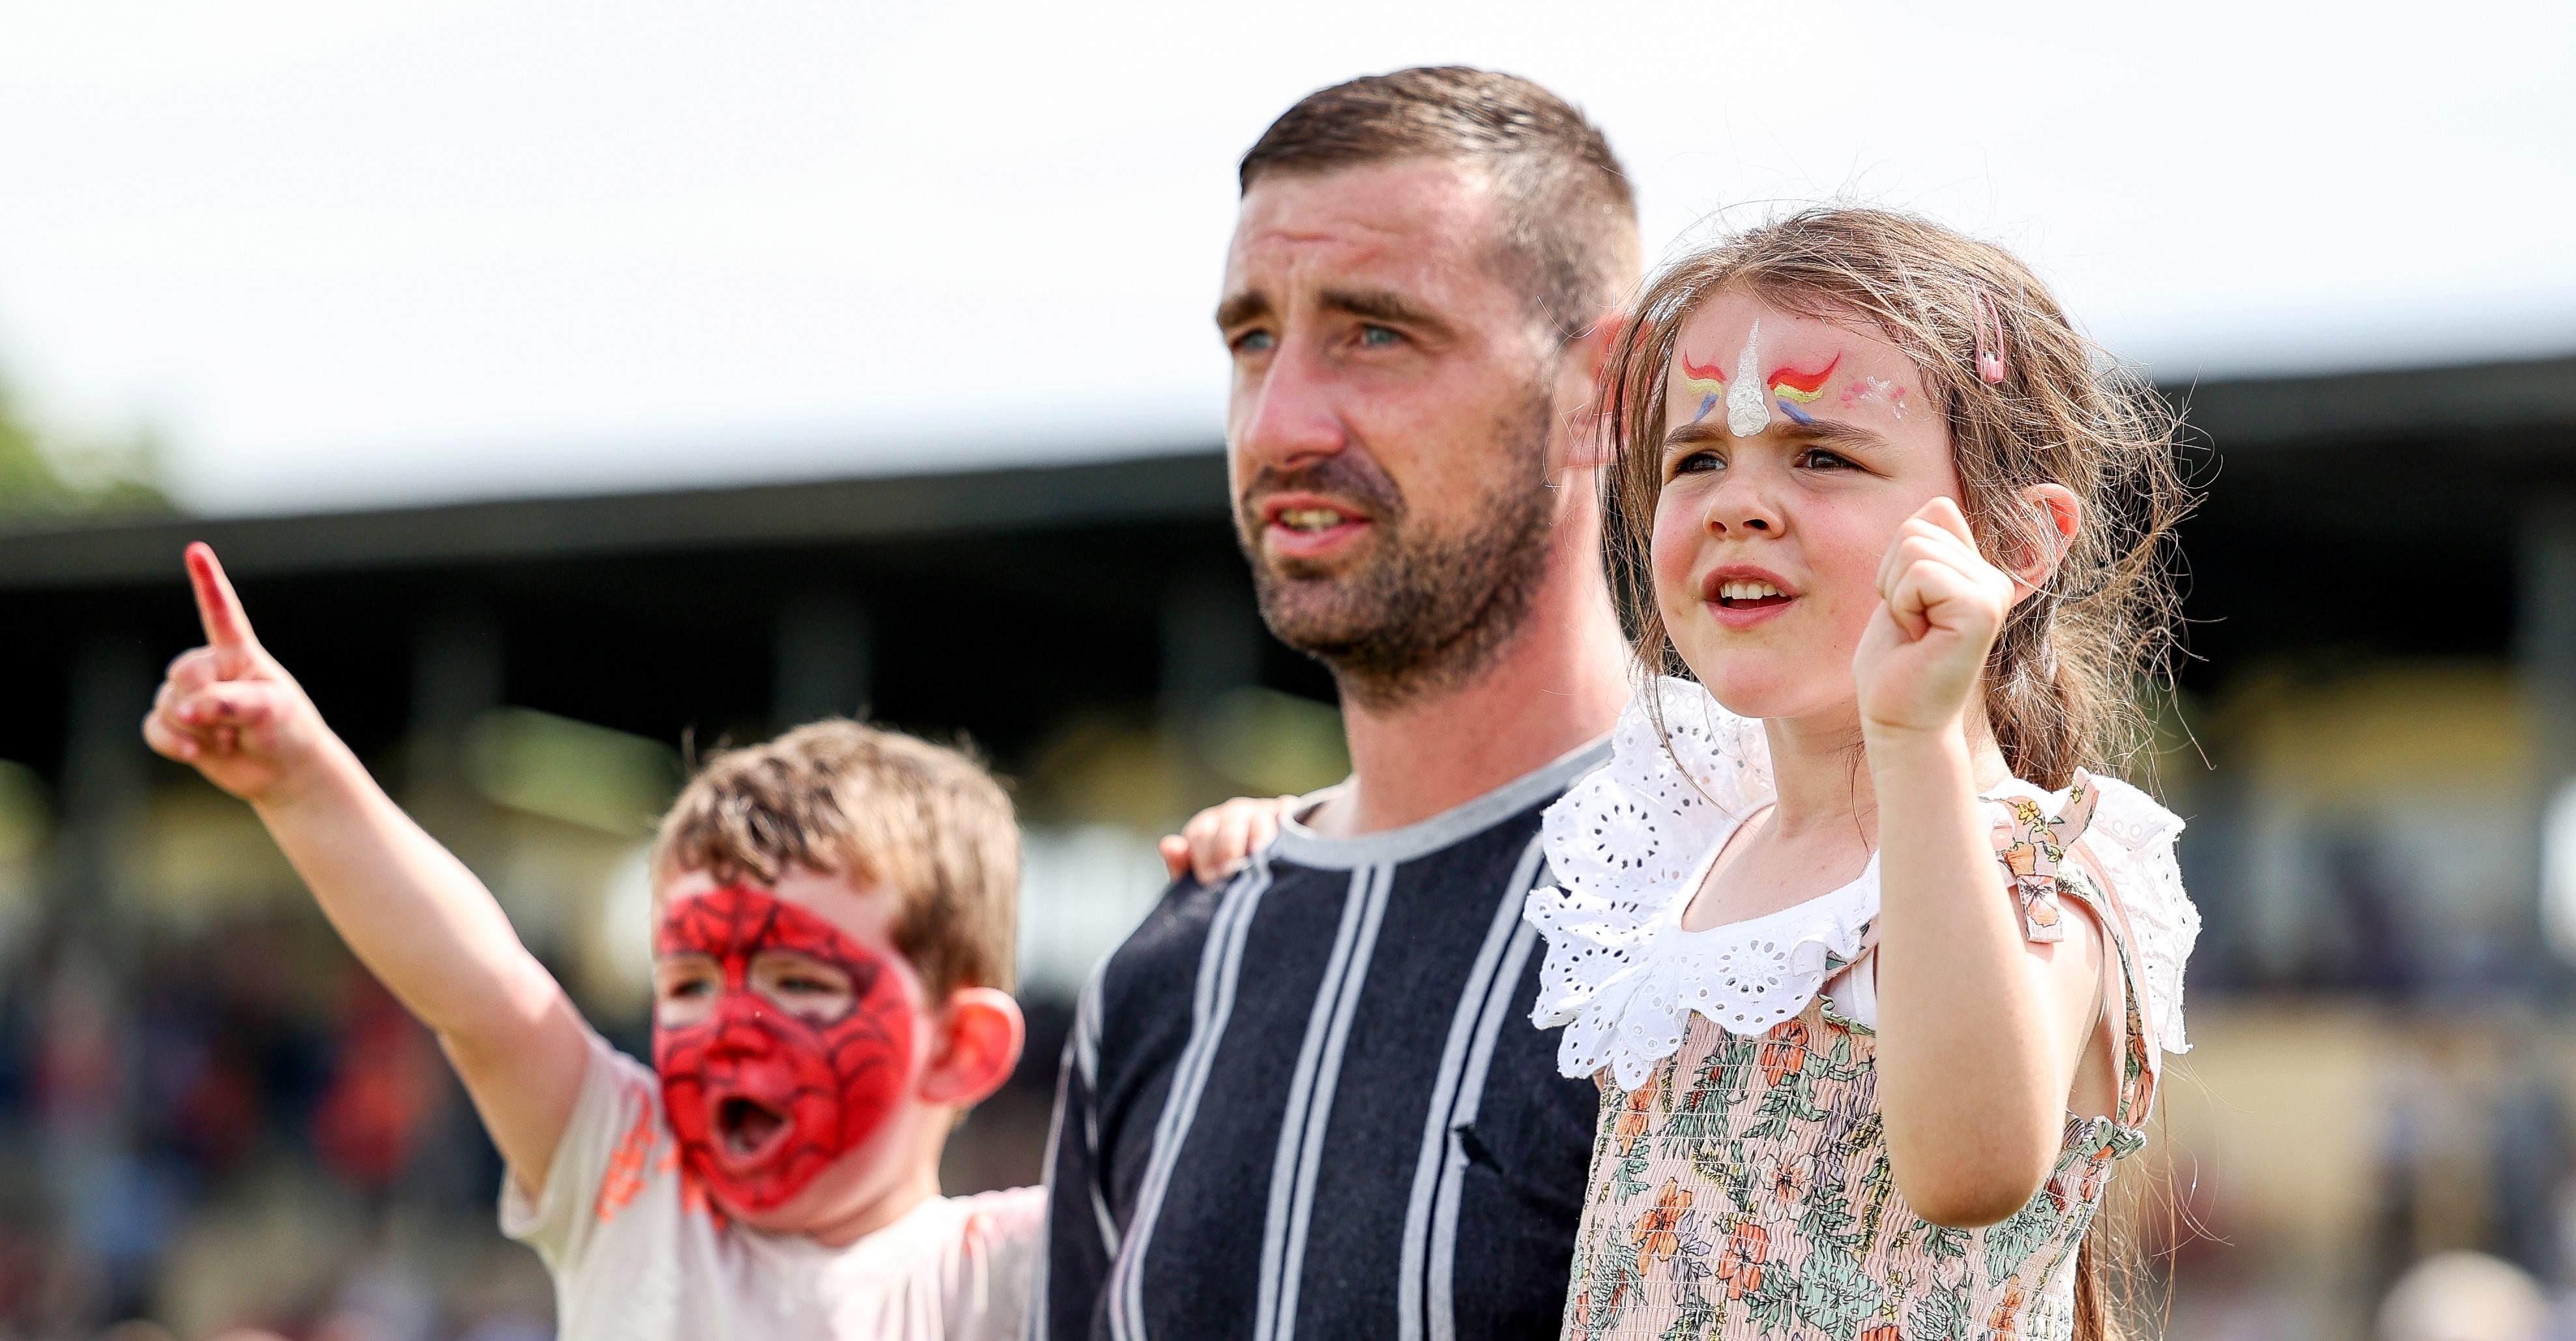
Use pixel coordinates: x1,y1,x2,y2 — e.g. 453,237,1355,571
1233,330,1276,354
1359,325,1399,347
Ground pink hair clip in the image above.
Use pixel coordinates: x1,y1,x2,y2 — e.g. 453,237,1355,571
1973,291,2008,385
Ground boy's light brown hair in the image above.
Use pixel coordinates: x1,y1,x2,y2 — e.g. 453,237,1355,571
652,719,1019,998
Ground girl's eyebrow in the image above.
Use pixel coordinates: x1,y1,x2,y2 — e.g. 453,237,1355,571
1785,420,1891,453
1662,420,1730,453
1662,418,1891,454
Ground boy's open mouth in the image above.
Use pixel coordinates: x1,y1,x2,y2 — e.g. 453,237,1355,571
715,1095,790,1162
1712,579,1792,611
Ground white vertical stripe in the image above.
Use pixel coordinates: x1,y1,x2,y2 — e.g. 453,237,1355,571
1031,951,1125,1341
1028,1041,1071,1341
1397,835,1546,1341
1253,866,1376,1341
1429,917,1543,1341
1109,858,1273,1341
1272,861,1393,1341
1073,968,1122,1257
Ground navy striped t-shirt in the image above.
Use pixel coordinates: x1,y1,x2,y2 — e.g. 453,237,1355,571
1035,743,1610,1341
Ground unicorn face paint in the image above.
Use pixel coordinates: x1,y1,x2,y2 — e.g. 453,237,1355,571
1725,320,1770,437
1764,354,1840,427
1680,352,1729,424
1668,311,1927,442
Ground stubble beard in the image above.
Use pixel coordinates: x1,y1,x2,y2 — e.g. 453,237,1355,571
1237,390,1557,712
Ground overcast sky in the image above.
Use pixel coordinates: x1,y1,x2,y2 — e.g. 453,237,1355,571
2,0,2571,517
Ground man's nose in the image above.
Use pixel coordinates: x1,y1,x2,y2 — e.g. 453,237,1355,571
1232,339,1348,472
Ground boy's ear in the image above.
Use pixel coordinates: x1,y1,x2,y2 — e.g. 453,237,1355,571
918,987,1024,1108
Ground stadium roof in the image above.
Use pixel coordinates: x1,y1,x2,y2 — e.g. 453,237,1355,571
1,1,2569,519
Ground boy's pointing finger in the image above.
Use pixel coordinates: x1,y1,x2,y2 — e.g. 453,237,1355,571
185,543,259,654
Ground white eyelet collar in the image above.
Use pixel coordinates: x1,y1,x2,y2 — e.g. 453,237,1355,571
1522,678,2199,1091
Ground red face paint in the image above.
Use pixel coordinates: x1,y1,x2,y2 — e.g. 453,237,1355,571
651,884,914,1214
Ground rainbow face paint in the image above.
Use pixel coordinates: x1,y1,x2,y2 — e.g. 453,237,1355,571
1767,354,1840,426
1679,353,1729,424
653,885,915,1215
1726,321,1769,438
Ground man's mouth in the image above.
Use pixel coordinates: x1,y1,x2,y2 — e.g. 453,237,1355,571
1276,506,1353,533
1712,579,1792,611
1254,495,1374,560
714,1095,790,1162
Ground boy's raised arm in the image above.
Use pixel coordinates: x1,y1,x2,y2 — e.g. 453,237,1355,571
144,543,592,1193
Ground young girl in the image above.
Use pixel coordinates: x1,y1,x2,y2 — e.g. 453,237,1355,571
1524,208,2199,1340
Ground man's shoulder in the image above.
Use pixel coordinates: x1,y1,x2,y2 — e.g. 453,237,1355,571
1096,870,1242,996
1262,741,1610,876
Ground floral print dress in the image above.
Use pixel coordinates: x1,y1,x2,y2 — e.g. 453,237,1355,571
1522,680,2199,1341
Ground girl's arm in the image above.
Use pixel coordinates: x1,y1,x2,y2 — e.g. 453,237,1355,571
144,544,591,1194
1855,500,2108,1228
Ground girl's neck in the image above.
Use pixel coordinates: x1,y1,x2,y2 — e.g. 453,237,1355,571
1761,710,1877,844
1759,706,2014,843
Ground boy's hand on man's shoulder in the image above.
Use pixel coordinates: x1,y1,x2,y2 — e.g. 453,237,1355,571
143,542,339,805
1159,794,1298,886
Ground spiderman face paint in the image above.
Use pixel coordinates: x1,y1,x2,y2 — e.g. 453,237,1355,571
651,884,915,1215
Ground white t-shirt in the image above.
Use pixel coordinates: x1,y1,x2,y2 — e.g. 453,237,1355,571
502,1033,1042,1341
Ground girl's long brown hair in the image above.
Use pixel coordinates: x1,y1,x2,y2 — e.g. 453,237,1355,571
1599,208,2195,1337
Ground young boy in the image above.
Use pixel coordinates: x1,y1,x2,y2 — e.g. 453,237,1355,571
144,543,1040,1339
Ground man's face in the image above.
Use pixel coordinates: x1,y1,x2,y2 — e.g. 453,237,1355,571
1216,160,1564,707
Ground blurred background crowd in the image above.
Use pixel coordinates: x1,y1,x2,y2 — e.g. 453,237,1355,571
2,3,2573,1338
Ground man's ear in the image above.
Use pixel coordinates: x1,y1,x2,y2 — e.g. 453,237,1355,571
1555,310,1628,472
919,987,1025,1108
2008,483,2083,601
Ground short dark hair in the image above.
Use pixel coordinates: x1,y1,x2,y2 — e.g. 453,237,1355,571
1240,66,1640,339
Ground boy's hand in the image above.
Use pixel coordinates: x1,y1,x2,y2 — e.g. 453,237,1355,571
143,543,333,803
1852,497,2014,744
1160,794,1297,886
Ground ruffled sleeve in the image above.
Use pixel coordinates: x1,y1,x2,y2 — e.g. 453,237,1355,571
1988,773,2199,1057
2077,775,2199,1055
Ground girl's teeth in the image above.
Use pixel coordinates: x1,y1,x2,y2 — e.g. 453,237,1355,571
1720,581,1785,600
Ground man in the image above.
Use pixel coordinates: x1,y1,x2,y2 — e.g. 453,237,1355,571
1038,68,1641,1340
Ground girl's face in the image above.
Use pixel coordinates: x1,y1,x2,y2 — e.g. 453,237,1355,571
1651,291,1960,723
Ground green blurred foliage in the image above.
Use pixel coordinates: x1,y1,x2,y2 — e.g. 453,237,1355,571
0,375,171,521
